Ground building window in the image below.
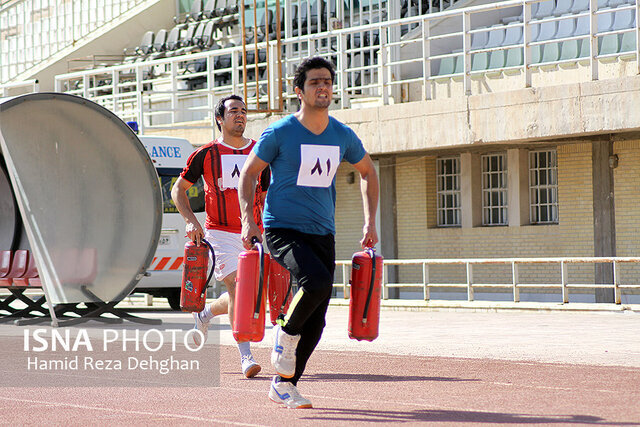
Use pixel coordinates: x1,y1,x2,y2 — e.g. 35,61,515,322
437,157,461,226
482,153,508,226
529,150,558,224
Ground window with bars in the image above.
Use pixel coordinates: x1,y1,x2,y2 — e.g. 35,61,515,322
529,150,558,224
436,157,461,226
482,153,508,226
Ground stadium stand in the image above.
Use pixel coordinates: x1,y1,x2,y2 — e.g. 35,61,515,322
133,31,155,58
38,0,636,127
435,0,637,78
174,0,203,24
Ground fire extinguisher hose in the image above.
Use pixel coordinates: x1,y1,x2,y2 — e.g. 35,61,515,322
252,237,264,320
362,248,376,324
201,238,216,298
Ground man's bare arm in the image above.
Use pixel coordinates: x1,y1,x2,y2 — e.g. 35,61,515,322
171,176,204,245
352,153,379,249
238,151,269,249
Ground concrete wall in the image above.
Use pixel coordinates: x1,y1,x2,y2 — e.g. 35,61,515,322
613,139,640,299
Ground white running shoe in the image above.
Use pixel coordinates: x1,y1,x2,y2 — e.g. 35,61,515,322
241,354,261,378
268,376,312,409
192,312,209,346
271,324,300,378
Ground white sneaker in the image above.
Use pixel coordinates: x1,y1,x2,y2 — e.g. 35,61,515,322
192,312,209,346
241,354,261,378
268,376,312,409
271,324,300,379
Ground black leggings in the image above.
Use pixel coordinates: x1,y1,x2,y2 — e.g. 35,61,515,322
265,227,335,385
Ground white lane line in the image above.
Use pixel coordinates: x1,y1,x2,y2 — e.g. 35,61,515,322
0,396,267,426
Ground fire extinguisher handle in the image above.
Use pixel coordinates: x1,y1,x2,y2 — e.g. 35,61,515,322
200,238,216,297
362,247,376,323
253,240,264,319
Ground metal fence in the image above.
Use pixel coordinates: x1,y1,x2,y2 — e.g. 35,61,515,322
335,256,640,304
0,78,38,96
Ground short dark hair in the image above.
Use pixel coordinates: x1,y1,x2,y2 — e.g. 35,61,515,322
214,94,245,131
293,56,336,92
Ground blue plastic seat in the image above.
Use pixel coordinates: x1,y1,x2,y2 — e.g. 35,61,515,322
530,21,557,64
570,0,590,13
502,24,524,70
597,10,619,56
437,56,457,76
619,9,637,53
484,26,507,71
553,0,574,16
546,16,576,62
558,17,588,61
470,27,489,72
436,50,463,77
533,0,555,19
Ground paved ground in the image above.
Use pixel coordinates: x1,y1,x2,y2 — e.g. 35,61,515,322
1,304,639,425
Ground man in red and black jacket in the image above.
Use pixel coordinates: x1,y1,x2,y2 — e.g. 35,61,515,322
172,95,269,378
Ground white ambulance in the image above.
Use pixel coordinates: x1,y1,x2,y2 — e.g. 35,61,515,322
136,135,206,310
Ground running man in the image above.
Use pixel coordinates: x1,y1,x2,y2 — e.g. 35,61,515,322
171,95,269,378
238,56,379,407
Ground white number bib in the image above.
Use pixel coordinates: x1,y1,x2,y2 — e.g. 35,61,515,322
296,144,340,188
220,154,247,189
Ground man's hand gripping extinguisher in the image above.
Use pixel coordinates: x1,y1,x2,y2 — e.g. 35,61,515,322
348,247,383,341
180,239,215,313
233,237,268,342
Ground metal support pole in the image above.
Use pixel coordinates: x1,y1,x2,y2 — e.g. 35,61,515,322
382,264,389,300
561,261,569,303
590,0,599,80
423,263,430,301
466,262,474,301
613,261,621,304
512,261,520,302
343,264,350,299
422,17,431,101
462,12,471,95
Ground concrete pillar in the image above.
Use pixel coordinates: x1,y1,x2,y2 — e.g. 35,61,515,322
379,156,399,298
460,152,482,228
592,140,616,303
507,148,530,226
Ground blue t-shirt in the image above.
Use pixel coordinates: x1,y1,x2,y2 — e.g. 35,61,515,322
254,114,366,235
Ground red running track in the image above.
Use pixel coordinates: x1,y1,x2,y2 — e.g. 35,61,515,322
2,344,639,426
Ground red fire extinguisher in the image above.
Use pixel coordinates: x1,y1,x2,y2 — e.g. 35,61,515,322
267,257,293,326
180,239,215,313
233,238,269,342
348,247,383,341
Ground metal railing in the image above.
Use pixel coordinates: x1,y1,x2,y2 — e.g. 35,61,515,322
335,256,640,304
0,0,146,83
53,0,640,131
0,78,38,97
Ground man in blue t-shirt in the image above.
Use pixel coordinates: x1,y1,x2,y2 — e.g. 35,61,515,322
238,56,379,409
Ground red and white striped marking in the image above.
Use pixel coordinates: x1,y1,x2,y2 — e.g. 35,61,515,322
149,257,183,271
